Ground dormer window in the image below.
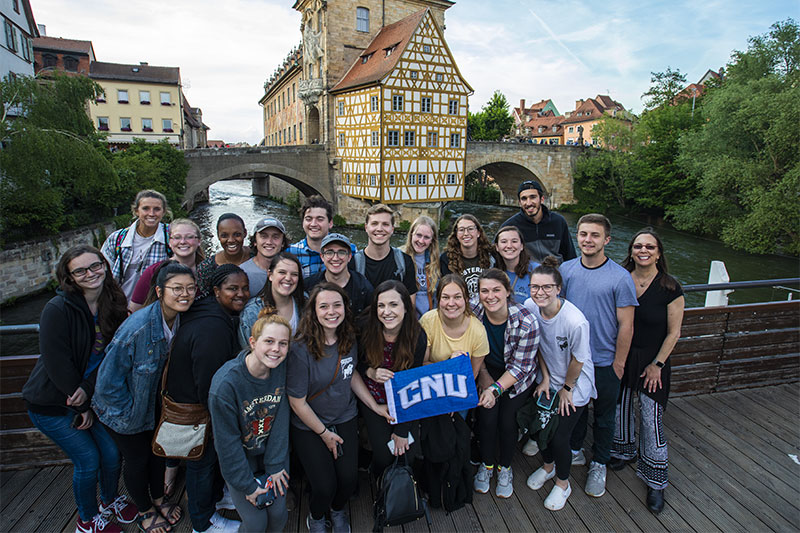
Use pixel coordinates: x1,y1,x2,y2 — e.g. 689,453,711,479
384,43,398,57
64,56,79,72
361,53,373,64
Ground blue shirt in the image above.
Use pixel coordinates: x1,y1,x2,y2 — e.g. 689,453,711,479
287,238,357,279
560,257,638,367
506,260,540,306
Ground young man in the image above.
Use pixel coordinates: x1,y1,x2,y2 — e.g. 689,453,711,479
559,214,637,498
305,233,373,317
239,217,288,295
287,195,354,278
351,204,417,306
500,180,576,263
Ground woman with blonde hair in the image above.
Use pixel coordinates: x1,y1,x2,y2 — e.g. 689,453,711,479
440,214,494,299
402,216,440,318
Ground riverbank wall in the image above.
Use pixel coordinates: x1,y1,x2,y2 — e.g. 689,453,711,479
0,223,115,304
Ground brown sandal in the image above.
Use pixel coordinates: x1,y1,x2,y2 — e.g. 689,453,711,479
155,500,183,527
137,511,172,533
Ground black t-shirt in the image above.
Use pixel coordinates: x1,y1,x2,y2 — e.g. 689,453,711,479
439,252,489,298
482,315,507,372
359,249,417,296
305,269,374,317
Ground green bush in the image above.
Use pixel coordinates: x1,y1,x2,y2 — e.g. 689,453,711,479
332,214,347,227
397,220,411,233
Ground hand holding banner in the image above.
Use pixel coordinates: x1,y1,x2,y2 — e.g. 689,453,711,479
384,355,479,424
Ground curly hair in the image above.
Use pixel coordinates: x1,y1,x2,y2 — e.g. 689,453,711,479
401,216,440,298
444,214,493,275
296,282,355,361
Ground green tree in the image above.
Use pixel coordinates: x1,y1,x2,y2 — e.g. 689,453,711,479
468,91,514,141
642,67,687,109
573,149,637,212
671,19,800,255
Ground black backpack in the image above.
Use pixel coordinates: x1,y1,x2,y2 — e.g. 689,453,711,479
419,413,473,513
373,455,430,532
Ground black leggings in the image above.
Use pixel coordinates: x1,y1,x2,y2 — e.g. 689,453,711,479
477,367,533,468
104,425,165,511
541,404,586,481
291,417,358,520
359,401,418,477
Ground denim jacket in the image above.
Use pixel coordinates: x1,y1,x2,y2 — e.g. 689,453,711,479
92,302,170,434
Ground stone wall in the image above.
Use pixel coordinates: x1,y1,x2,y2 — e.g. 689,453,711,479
0,222,115,303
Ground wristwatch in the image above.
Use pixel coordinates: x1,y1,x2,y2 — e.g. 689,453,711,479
562,384,572,392
654,360,665,368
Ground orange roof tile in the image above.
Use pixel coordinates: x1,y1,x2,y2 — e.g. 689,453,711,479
34,36,94,56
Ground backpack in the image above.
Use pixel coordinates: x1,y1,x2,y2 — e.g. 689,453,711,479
353,248,406,280
419,413,473,513
373,455,430,532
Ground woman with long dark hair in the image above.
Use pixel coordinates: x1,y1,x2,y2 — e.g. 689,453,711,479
286,283,391,533
492,226,539,306
196,213,250,299
23,245,135,533
357,280,427,476
612,229,684,514
401,216,440,318
440,214,494,298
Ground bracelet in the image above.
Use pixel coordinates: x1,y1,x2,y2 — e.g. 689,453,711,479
316,427,327,436
490,382,503,398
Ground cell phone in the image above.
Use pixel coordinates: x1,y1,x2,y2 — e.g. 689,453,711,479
71,413,82,428
328,426,344,457
536,390,558,410
254,474,275,509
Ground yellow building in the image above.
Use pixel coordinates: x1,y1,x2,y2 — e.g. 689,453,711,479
259,46,305,146
330,8,471,203
89,61,183,147
562,95,628,146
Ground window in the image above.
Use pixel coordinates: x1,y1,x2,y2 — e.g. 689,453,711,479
162,119,173,132
371,131,379,146
20,37,30,60
370,175,376,186
117,90,129,104
404,131,415,146
141,118,152,131
43,54,57,68
423,44,431,53
12,0,19,13
410,71,418,79
387,131,399,146
139,91,151,105
63,56,78,72
392,94,403,112
160,92,171,105
293,83,296,103
120,117,131,131
293,125,297,141
409,174,416,185
338,133,345,147
450,133,460,148
435,73,443,82
384,45,396,57
448,100,459,115
446,173,457,185
551,138,560,145
337,100,344,115
300,122,303,140
418,174,427,185
4,20,17,52
421,97,431,113
97,117,109,131
371,95,379,111
345,174,350,184
388,174,395,186
427,131,438,147
552,125,557,133
361,53,373,64
356,174,361,185
356,7,369,32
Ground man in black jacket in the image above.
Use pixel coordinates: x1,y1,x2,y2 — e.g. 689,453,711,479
500,180,577,263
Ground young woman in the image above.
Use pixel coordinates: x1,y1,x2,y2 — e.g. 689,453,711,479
401,216,440,318
472,269,539,499
238,252,305,349
240,217,290,297
130,218,205,313
357,281,428,477
420,274,488,378
196,213,250,299
166,264,249,533
286,283,392,533
612,229,684,514
101,190,172,303
493,226,539,306
524,257,596,511
23,245,135,533
92,263,196,533
440,214,494,298
209,312,293,533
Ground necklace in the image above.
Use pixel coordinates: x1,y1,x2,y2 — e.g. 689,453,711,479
634,270,657,288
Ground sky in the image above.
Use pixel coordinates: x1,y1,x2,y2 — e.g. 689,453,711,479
31,0,796,144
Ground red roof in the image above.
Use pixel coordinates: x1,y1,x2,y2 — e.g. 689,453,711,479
331,9,427,93
525,114,564,137
562,95,623,125
34,36,94,57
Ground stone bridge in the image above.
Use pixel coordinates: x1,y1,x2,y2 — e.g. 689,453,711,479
183,142,583,211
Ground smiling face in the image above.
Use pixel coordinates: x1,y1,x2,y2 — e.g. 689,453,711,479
519,188,543,221
366,212,394,247
529,272,560,309
169,223,201,261
157,273,196,314
455,218,478,250
315,289,345,334
255,227,285,260
478,278,509,314
302,207,332,241
377,289,406,332
217,219,246,257
249,322,290,370
438,282,467,321
631,233,660,269
411,223,434,255
68,252,107,293
321,243,351,275
214,272,250,313
135,197,165,231
269,258,300,298
577,222,610,258
495,229,523,264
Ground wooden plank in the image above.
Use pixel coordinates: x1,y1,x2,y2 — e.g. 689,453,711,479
469,473,508,532
0,466,62,532
716,390,800,446
568,458,640,532
285,479,302,533
602,467,670,532
350,472,376,533
1,412,35,431
0,468,37,511
731,388,800,434
722,330,799,352
13,465,75,532
483,469,537,533
723,342,799,359
447,502,483,533
0,445,69,470
672,336,723,355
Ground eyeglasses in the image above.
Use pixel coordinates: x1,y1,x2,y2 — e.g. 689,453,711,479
322,249,350,259
529,284,557,294
632,243,657,251
456,225,478,234
170,234,199,242
163,285,197,296
70,261,105,278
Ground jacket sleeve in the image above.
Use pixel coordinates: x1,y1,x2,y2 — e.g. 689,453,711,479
191,328,235,408
209,387,260,496
100,230,118,265
38,302,85,403
262,379,290,476
93,333,135,416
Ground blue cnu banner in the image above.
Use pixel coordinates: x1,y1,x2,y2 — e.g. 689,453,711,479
385,356,479,424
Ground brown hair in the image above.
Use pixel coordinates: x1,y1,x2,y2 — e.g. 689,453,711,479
251,307,292,341
361,281,420,371
256,252,306,315
477,268,513,302
299,194,333,221
169,218,205,264
577,213,611,237
435,274,474,319
401,216,440,298
296,282,355,360
444,214,493,275
365,203,396,225
532,255,563,287
130,189,171,220
622,228,679,291
492,225,533,278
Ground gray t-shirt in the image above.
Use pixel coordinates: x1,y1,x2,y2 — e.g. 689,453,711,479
121,231,155,298
239,258,268,297
525,298,596,407
286,340,357,431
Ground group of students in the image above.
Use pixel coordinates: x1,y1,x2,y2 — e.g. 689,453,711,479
22,181,684,533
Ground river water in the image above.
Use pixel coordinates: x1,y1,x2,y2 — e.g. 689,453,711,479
2,179,798,354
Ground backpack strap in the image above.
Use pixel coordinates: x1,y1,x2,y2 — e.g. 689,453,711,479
354,250,366,276
392,247,406,280
163,223,173,257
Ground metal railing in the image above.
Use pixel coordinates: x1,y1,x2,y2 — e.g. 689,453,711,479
683,277,799,293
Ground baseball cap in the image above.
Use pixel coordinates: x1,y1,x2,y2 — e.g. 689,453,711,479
320,232,352,250
253,217,286,234
518,180,545,196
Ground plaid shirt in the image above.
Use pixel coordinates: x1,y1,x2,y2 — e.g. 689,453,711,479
471,299,540,398
101,221,170,285
287,238,357,279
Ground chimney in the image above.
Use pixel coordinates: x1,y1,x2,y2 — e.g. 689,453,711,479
37,24,46,36
575,99,584,109
519,99,525,113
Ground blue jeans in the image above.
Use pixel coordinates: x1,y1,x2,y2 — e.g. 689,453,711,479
185,443,224,531
29,410,120,521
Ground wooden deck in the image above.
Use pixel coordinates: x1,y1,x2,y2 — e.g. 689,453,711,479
2,382,798,533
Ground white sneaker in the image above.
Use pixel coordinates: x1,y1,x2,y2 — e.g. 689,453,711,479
522,439,540,456
526,466,555,490
571,448,586,466
194,512,241,533
473,463,492,493
585,461,607,497
215,484,235,511
495,466,513,498
544,482,572,510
